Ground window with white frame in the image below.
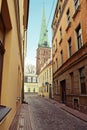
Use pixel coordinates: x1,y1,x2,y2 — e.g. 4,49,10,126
33,77,36,83
27,77,31,82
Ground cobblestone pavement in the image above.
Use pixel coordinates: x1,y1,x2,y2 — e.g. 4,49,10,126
25,94,87,130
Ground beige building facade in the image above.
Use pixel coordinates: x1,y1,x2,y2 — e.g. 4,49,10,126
24,74,38,93
52,0,87,113
38,58,53,98
0,0,29,129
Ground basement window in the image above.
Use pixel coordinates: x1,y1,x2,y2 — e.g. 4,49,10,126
0,105,11,123
74,98,79,109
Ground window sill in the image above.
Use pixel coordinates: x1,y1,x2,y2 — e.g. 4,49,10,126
80,94,87,97
0,105,11,124
66,22,71,31
72,5,81,19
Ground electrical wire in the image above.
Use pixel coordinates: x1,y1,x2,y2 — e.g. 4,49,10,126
47,0,57,28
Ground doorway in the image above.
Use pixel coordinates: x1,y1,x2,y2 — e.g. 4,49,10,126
60,80,66,103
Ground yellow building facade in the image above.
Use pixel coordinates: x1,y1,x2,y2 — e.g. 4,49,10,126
0,0,29,130
38,58,53,98
24,74,38,93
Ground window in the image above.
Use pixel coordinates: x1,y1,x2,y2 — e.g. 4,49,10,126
76,24,82,50
36,77,38,83
49,68,51,80
79,67,86,95
56,58,58,70
55,39,57,52
27,77,31,82
74,0,79,11
56,9,58,18
70,72,74,94
66,9,70,25
60,27,62,40
33,88,35,93
44,58,46,63
68,38,72,57
60,50,63,65
54,62,56,72
24,76,27,82
33,77,36,83
59,5,62,17
55,80,58,94
47,84,48,92
28,88,30,92
53,45,55,56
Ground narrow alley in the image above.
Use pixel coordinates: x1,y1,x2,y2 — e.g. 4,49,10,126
23,94,87,130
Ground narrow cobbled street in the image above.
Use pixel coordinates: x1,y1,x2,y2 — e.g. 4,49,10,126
25,94,87,130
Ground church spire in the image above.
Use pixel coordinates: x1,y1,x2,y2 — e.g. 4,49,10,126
38,4,49,47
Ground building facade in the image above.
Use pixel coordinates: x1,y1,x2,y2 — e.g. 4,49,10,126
0,0,29,129
52,0,87,113
38,58,53,98
24,74,38,93
36,5,51,75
